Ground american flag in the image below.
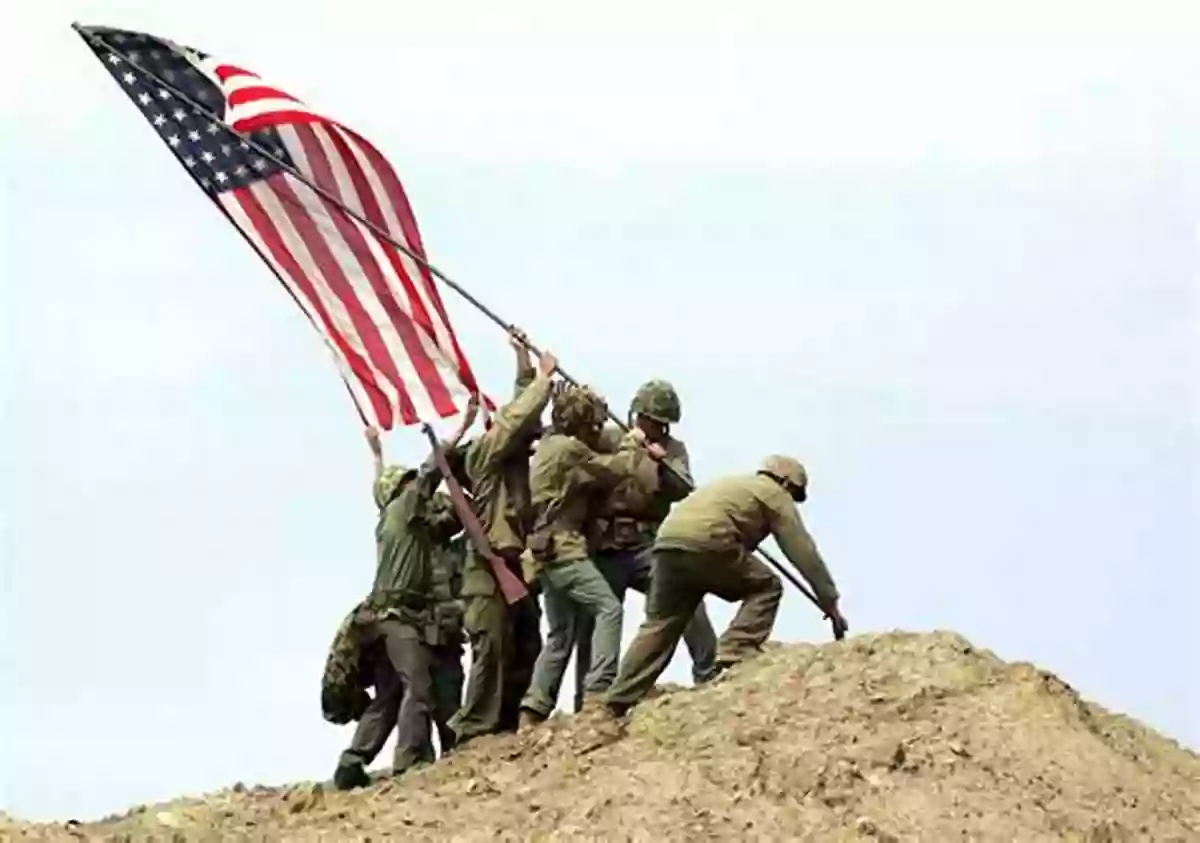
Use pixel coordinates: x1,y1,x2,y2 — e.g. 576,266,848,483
76,24,493,430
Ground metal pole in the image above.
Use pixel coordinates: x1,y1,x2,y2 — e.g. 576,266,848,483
76,23,836,628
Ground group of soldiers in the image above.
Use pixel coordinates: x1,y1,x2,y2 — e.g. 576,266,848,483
320,330,846,790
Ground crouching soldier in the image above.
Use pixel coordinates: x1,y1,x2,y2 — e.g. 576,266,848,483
605,455,847,714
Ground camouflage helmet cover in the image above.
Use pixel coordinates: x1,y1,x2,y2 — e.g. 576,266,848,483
373,464,414,510
759,454,808,488
551,385,607,432
630,379,681,423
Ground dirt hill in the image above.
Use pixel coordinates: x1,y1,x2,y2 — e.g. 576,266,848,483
6,631,1199,841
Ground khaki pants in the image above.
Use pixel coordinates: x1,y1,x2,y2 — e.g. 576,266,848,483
573,546,718,711
605,548,783,710
337,619,433,775
450,590,542,742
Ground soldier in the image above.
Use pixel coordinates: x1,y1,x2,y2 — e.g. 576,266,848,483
447,331,558,745
332,407,476,790
571,380,718,711
517,386,656,726
604,455,846,714
426,532,467,756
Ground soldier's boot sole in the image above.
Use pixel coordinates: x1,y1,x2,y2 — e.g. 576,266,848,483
332,762,371,791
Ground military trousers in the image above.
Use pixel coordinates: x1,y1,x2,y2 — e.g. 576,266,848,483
605,547,783,710
426,642,464,757
572,546,719,711
337,619,434,776
450,556,542,742
521,556,624,718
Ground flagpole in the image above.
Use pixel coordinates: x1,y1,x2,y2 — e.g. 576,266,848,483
73,23,835,624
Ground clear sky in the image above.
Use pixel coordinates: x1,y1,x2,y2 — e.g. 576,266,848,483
2,0,1197,823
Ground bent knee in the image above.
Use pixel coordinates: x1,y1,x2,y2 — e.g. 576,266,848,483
761,575,784,599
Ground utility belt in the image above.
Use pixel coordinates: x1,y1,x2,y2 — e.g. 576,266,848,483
367,589,430,612
595,515,658,551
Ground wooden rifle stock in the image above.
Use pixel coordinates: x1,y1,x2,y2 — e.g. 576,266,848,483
420,424,529,605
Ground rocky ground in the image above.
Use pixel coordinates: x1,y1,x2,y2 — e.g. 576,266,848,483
5,630,1199,841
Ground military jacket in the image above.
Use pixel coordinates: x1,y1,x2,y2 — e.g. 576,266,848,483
592,424,691,552
528,431,646,563
654,473,840,604
460,367,554,596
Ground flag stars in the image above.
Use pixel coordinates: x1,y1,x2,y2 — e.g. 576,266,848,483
206,121,221,135
234,165,248,177
201,151,216,164
157,88,172,100
214,171,229,184
152,113,167,127
251,158,268,171
183,155,196,168
188,130,201,142
167,134,181,148
106,53,122,65
220,143,232,157
127,51,141,64
172,108,186,121
122,72,136,84
138,92,152,106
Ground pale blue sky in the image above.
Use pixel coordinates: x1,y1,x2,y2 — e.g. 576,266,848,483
2,0,1197,823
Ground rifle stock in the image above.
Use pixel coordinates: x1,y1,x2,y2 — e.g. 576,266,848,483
421,425,529,605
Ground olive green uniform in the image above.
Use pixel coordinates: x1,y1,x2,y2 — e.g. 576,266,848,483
606,472,839,709
572,426,718,710
519,428,647,717
449,367,554,742
425,531,467,756
336,465,461,779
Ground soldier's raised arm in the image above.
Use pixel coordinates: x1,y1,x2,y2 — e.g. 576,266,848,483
509,327,536,393
365,426,385,482
467,344,557,475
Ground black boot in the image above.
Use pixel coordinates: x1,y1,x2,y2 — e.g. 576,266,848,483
333,761,370,791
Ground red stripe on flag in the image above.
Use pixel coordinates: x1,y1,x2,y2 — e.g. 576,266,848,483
228,85,300,108
269,173,420,425
230,185,394,428
347,134,483,394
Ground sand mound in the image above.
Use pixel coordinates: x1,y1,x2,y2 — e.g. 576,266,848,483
8,631,1199,841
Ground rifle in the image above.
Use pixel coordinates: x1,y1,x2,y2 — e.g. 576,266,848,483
420,424,529,605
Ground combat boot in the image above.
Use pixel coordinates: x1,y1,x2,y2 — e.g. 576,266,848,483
332,761,371,791
518,707,546,733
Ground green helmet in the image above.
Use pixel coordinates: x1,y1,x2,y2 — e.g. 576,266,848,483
630,379,681,424
551,386,607,434
759,454,808,488
373,464,414,510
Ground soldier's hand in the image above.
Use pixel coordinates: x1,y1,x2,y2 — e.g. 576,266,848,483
537,350,558,378
364,426,382,455
646,442,668,461
509,327,529,351
824,601,848,640
627,426,648,445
